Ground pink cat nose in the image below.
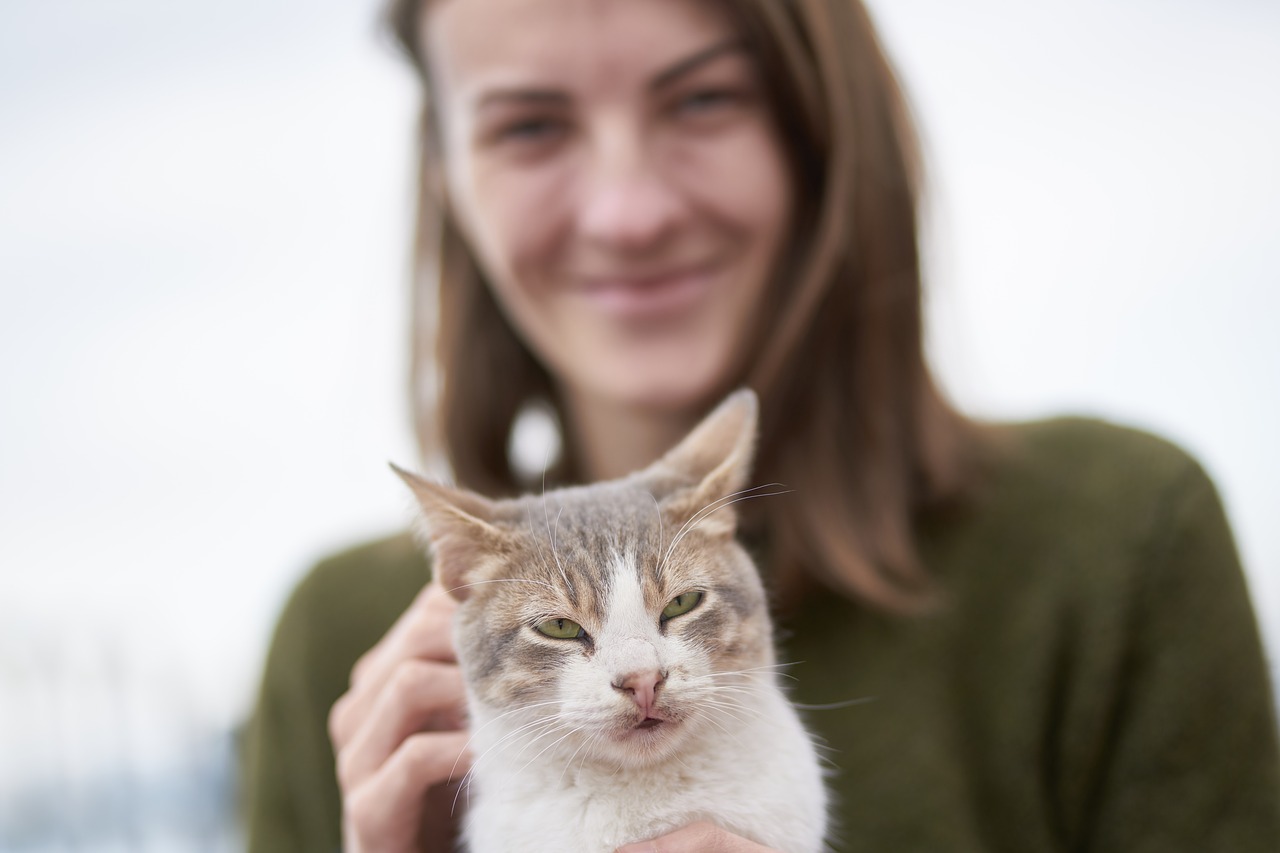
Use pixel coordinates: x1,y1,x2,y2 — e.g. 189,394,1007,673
612,669,667,716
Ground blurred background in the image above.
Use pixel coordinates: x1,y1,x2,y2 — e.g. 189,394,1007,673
1,0,1276,848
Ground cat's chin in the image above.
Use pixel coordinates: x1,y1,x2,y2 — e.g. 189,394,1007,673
591,715,690,767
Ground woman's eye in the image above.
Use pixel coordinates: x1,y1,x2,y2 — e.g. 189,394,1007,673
661,591,704,622
535,617,585,639
673,88,740,118
495,117,565,145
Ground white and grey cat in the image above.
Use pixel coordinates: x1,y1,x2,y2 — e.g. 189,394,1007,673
395,390,827,853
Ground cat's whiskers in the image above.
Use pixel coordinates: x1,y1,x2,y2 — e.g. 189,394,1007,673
513,720,590,780
539,499,573,591
692,702,738,739
557,727,600,787
452,698,564,774
456,706,563,777
447,577,557,595
699,697,766,733
791,696,877,711
488,725,563,784
693,684,767,715
657,484,793,575
479,709,571,764
456,710,574,814
687,663,788,677
646,490,665,584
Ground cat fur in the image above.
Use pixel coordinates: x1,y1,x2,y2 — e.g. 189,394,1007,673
395,390,827,853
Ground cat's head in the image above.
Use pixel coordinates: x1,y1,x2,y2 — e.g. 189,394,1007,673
394,389,777,768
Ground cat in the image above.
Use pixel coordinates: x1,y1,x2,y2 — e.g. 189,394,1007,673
394,389,828,853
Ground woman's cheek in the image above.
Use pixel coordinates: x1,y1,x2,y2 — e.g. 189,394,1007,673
471,157,574,290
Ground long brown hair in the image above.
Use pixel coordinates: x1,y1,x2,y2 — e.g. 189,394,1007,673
384,0,984,614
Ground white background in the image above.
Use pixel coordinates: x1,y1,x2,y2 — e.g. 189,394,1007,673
2,0,1277,816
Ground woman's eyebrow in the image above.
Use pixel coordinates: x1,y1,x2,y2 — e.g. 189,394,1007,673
474,88,570,112
650,38,748,91
468,38,747,111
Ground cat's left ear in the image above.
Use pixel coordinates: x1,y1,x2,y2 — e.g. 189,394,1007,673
390,463,511,601
652,389,758,540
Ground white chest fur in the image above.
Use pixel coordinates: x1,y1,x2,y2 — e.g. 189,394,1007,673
462,673,827,853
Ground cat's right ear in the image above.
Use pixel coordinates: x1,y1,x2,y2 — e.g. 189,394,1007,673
390,463,510,602
652,389,759,539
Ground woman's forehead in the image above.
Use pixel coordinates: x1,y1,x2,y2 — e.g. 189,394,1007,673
424,0,739,104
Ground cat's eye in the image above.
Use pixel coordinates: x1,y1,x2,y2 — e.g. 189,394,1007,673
661,591,704,622
535,618,585,640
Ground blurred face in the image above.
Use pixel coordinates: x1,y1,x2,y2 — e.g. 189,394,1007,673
425,0,793,416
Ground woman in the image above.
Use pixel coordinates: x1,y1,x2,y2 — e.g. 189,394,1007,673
243,0,1280,850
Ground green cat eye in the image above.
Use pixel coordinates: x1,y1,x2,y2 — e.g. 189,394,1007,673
536,618,585,640
661,591,704,622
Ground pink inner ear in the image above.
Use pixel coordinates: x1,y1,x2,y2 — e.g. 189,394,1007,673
648,390,758,535
431,532,481,601
421,503,514,602
390,464,511,601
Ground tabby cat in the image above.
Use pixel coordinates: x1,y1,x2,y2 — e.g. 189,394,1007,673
395,390,827,853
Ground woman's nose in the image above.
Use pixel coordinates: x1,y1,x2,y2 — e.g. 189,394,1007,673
576,127,684,251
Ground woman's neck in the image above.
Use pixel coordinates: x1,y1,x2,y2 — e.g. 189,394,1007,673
561,391,699,483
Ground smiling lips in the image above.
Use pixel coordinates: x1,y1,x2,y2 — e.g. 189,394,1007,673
578,265,717,320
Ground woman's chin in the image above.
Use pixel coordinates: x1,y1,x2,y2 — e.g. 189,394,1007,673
588,356,741,417
609,381,731,422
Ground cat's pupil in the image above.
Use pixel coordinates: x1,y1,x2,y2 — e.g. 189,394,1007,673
661,590,704,622
536,617,585,639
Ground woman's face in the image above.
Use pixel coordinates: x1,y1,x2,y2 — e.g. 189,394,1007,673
426,0,792,415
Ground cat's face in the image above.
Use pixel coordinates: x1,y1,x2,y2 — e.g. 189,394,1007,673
457,481,771,768
398,390,774,768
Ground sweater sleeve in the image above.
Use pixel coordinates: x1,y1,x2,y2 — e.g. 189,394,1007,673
1085,459,1280,851
242,567,347,853
241,535,428,853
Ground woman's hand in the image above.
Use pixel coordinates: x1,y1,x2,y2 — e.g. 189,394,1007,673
328,580,471,853
616,821,779,853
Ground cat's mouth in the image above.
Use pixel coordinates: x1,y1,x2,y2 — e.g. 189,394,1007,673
634,717,664,730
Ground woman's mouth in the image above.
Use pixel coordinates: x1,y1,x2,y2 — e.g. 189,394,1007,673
577,265,716,321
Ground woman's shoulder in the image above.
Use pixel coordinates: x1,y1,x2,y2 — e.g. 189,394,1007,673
271,531,429,664
295,530,429,600
996,415,1209,493
977,415,1223,532
926,415,1238,601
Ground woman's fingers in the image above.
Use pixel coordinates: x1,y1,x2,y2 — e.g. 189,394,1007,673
342,730,472,853
329,581,459,749
336,659,467,791
330,580,470,851
352,581,459,683
615,821,775,853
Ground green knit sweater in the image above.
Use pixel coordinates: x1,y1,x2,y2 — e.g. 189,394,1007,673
242,418,1280,851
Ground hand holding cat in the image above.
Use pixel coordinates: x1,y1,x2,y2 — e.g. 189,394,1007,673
616,821,779,853
328,580,471,852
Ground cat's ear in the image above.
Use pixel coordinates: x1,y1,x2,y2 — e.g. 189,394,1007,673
653,388,758,539
390,463,511,602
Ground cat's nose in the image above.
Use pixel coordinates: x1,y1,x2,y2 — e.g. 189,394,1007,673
612,668,667,716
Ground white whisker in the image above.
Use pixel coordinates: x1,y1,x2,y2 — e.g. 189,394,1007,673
792,697,878,711
659,483,792,574
646,490,665,584
447,577,556,595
